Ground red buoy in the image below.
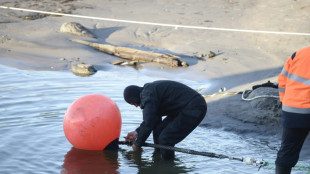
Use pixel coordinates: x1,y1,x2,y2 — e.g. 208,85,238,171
63,94,121,150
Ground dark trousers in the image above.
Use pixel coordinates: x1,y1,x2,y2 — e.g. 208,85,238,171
275,127,310,168
152,96,207,159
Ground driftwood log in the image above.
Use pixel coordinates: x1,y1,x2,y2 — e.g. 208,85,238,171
73,39,188,67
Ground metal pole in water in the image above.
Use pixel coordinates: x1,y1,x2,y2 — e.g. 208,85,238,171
118,141,310,171
118,141,265,165
143,142,243,162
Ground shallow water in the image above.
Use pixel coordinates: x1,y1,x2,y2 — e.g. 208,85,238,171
0,64,309,174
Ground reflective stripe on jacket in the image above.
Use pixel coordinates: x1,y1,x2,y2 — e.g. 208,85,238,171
278,47,310,114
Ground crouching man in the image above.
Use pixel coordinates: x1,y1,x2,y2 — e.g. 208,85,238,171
123,80,207,159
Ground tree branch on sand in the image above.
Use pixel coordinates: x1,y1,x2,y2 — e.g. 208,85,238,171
73,39,188,67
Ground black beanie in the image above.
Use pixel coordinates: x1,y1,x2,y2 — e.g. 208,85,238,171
123,85,142,104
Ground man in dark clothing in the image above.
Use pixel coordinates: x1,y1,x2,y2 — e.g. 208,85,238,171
123,80,207,159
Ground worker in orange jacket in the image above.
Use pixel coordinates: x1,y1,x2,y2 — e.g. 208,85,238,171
276,46,310,174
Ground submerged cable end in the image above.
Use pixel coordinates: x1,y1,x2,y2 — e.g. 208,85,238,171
242,157,268,167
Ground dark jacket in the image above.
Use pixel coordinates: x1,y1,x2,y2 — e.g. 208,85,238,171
135,80,205,146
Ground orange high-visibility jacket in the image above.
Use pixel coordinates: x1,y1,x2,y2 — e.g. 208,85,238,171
278,47,310,114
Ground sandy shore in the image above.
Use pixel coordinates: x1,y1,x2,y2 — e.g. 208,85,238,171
1,0,310,161
1,0,309,89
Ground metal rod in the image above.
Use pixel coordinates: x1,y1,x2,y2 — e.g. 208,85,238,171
145,142,243,161
119,141,243,162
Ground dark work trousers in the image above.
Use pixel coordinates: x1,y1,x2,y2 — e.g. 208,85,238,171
275,127,310,168
152,96,207,159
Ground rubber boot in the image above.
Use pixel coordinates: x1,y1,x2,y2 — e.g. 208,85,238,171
276,165,292,174
161,149,175,160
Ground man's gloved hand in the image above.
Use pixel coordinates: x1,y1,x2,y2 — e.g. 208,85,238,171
125,131,142,151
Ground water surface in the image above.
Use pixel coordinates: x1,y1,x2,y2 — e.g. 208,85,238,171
0,64,309,174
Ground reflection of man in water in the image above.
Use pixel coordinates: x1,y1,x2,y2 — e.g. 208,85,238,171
123,80,207,160
123,149,190,174
62,145,190,174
